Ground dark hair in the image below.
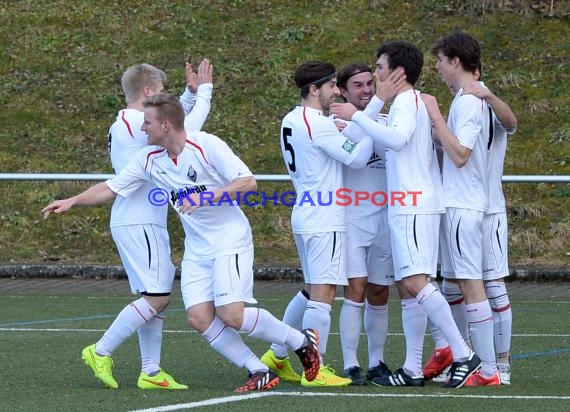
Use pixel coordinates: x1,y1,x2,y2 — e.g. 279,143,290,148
376,41,423,85
431,30,481,74
293,61,336,98
142,93,185,130
337,63,372,90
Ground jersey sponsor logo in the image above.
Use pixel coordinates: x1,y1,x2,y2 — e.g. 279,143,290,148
342,139,357,153
171,185,208,206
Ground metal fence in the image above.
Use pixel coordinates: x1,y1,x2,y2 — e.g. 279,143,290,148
1,173,569,183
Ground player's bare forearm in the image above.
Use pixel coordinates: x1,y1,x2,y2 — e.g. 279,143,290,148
485,93,517,131
41,182,116,219
433,118,471,168
462,82,517,131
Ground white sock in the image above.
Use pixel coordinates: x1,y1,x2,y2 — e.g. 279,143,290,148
339,299,363,370
485,281,512,360
97,297,156,356
364,301,389,369
241,307,305,350
466,301,497,377
416,283,470,361
202,316,267,372
427,282,448,350
442,279,470,344
138,310,164,375
401,298,426,377
303,300,331,360
428,320,449,350
271,290,308,358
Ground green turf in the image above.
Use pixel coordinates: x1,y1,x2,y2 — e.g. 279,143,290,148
1,284,569,411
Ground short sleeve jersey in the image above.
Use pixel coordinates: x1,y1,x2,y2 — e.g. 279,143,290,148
280,106,363,233
384,89,444,216
487,111,509,213
442,90,490,212
108,109,167,227
107,131,253,260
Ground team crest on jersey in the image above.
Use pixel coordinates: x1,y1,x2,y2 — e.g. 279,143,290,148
367,151,385,168
342,139,356,153
187,166,197,182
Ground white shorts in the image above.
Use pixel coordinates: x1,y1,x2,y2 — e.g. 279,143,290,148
294,231,347,286
388,214,440,281
180,248,257,309
440,208,484,280
111,224,175,294
482,212,509,280
346,209,394,286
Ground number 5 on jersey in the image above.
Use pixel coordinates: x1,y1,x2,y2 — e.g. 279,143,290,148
282,127,296,173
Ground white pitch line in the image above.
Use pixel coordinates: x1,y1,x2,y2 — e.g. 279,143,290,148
1,327,569,337
128,391,570,412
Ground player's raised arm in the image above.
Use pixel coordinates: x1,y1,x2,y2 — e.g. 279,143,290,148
462,81,517,132
41,181,117,219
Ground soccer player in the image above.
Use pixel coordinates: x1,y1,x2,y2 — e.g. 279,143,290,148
42,93,321,393
467,79,516,385
334,63,394,385
331,41,480,388
424,77,517,385
81,59,213,390
421,30,501,386
261,61,376,387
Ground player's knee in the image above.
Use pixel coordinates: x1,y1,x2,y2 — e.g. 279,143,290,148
485,281,510,310
142,294,171,313
366,284,389,305
218,313,242,329
344,279,366,302
441,279,463,305
186,311,210,333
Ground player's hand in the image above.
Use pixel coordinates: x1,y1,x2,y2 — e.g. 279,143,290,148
197,58,213,86
461,81,490,99
420,93,443,121
178,195,201,215
374,68,406,103
41,199,73,219
185,57,198,93
330,102,358,121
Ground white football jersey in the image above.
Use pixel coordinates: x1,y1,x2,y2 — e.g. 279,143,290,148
487,111,513,214
342,115,389,218
442,89,490,212
107,131,254,261
384,89,444,216
280,106,366,233
107,84,213,227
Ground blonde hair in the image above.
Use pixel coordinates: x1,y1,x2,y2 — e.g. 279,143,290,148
121,64,167,103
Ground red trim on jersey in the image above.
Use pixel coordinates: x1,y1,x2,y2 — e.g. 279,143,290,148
414,89,418,110
144,148,167,170
171,157,178,166
302,107,313,141
121,111,135,138
186,139,209,164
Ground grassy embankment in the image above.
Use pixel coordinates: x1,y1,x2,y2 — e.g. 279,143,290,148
1,1,568,268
